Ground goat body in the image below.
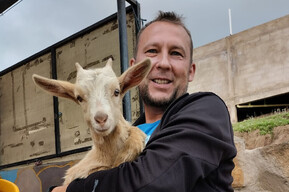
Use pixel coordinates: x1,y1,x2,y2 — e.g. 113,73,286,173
32,58,151,185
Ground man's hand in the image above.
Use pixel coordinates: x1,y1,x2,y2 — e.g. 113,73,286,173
51,185,68,192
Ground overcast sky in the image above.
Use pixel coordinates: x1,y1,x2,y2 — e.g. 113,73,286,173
1,0,289,72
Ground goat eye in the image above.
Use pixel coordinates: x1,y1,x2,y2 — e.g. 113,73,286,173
77,95,83,102
114,89,120,97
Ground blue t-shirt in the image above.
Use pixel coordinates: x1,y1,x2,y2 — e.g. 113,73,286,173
137,120,160,144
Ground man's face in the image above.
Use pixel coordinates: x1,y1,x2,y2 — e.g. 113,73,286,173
133,21,195,109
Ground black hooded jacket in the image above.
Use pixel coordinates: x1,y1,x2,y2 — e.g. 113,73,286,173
67,92,237,192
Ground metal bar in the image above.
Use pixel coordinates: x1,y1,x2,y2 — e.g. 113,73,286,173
0,0,21,15
127,0,141,31
125,0,144,115
228,8,233,35
237,104,289,108
51,48,61,155
125,0,137,6
134,2,145,114
126,0,141,32
117,0,131,121
127,1,144,114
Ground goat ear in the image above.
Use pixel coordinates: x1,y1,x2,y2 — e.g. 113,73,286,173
118,58,151,95
32,74,77,103
75,62,85,73
105,58,113,68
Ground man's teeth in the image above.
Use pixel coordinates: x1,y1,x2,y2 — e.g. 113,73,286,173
153,79,170,84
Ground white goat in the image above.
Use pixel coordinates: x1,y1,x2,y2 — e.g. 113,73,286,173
32,58,151,185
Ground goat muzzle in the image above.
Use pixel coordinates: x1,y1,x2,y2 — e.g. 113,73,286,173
94,112,108,126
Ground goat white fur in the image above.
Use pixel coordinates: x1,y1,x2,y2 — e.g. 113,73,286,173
32,58,151,185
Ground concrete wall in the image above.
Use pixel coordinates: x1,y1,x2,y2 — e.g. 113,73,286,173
188,14,289,122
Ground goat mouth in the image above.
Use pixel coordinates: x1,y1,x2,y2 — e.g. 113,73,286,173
93,124,112,134
94,126,110,132
96,128,107,132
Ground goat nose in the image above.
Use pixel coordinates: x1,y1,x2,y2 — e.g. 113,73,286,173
94,112,108,126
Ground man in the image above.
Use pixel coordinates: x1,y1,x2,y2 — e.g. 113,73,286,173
52,11,236,192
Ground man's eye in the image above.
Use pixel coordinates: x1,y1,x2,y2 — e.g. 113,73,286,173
145,49,157,54
77,95,83,102
171,51,183,57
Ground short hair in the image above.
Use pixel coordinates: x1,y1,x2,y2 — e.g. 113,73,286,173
134,11,193,62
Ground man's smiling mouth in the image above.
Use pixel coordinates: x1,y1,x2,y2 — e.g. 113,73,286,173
153,79,172,84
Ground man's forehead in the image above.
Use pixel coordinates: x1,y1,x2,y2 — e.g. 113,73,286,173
147,21,187,33
139,21,191,49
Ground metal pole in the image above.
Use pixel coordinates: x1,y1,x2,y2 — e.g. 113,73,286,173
117,0,131,121
228,8,233,35
129,1,145,115
51,47,61,155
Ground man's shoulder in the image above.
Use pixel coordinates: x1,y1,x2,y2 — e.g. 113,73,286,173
162,92,228,122
171,92,224,108
186,91,222,101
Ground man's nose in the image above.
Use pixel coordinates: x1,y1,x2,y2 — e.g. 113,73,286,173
156,52,171,70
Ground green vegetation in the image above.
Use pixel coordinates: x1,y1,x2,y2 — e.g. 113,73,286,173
233,112,289,135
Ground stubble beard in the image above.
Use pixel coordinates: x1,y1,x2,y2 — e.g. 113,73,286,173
139,84,186,112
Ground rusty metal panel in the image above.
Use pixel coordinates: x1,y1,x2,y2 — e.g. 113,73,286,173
0,10,138,166
0,54,55,165
55,12,138,152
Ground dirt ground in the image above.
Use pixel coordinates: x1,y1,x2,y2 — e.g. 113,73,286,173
234,124,289,149
233,124,289,192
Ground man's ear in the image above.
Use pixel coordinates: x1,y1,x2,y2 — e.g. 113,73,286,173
119,58,151,95
32,74,77,103
188,63,196,82
129,58,136,67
